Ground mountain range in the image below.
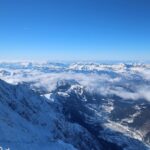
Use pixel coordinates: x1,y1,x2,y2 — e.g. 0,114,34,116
0,62,149,150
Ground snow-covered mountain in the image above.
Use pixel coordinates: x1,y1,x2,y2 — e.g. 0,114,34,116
0,79,79,150
0,62,150,150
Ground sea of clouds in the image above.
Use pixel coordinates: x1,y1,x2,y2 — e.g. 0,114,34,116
0,62,150,101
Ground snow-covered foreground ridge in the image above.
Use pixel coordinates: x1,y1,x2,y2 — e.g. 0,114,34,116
0,62,150,150
0,79,79,150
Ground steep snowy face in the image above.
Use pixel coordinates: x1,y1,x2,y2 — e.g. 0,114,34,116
0,79,80,150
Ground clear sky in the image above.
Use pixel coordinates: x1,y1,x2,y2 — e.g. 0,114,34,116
0,0,150,61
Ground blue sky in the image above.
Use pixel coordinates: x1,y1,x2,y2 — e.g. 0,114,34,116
0,0,150,61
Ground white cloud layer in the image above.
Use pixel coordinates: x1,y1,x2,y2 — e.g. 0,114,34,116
0,63,150,101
